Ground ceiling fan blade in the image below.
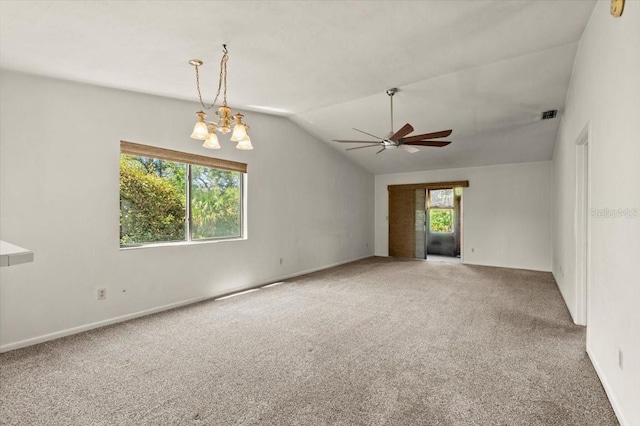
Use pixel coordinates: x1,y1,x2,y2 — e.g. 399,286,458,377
375,148,386,154
400,144,420,154
390,123,414,141
401,129,452,143
352,128,383,140
346,144,381,151
333,140,383,144
404,141,451,147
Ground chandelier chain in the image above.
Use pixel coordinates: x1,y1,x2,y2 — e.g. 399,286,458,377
194,46,229,110
222,51,228,106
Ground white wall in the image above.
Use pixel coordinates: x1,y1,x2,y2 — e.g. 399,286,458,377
0,71,374,351
552,2,640,424
375,161,553,272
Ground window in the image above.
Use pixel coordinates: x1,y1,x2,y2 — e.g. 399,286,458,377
429,189,454,233
119,141,246,247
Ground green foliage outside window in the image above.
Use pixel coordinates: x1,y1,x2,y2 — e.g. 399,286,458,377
119,156,186,245
430,209,453,233
190,166,241,239
119,155,241,246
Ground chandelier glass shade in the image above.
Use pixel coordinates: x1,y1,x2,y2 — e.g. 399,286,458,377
190,112,209,140
235,125,253,150
202,124,221,149
230,113,248,141
189,45,253,150
236,137,253,151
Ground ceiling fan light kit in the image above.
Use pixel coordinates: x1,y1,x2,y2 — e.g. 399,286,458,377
334,88,453,155
189,44,253,150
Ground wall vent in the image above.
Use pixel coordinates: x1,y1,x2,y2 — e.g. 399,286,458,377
541,110,558,120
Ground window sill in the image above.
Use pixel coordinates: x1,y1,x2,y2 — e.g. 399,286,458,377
120,237,245,251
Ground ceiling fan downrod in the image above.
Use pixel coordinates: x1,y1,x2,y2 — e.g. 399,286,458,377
386,88,397,135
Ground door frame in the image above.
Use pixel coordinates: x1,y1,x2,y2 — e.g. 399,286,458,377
574,122,591,327
425,187,463,260
388,181,469,259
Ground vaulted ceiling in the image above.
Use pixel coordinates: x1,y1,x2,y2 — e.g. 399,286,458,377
0,1,596,174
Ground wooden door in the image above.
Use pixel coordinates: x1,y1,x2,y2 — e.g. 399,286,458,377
388,187,415,257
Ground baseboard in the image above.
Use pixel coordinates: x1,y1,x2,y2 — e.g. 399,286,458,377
0,254,374,353
461,260,552,273
374,255,551,273
0,295,214,353
263,254,374,283
587,345,627,425
551,269,579,325
205,254,375,300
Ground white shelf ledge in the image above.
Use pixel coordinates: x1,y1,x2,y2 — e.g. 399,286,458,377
0,241,34,267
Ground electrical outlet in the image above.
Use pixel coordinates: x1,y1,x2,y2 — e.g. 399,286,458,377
97,288,107,300
279,258,283,265
618,349,623,370
471,248,475,253
366,243,369,248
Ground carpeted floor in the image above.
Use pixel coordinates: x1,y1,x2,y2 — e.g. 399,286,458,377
0,257,618,425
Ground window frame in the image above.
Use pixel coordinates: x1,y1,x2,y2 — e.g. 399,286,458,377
186,163,244,243
119,141,246,248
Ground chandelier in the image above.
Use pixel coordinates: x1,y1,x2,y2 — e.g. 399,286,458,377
189,44,253,150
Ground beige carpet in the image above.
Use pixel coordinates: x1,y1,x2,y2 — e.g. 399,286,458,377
0,257,617,425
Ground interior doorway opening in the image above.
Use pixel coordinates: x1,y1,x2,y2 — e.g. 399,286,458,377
418,187,462,263
388,180,468,261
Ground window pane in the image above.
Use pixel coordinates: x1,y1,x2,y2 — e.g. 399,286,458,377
429,209,453,233
120,155,186,245
190,166,241,240
430,189,454,208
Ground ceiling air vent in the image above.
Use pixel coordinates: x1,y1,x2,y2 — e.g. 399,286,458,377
541,110,558,120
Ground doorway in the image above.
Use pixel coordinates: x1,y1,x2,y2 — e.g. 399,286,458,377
425,188,462,263
388,181,468,260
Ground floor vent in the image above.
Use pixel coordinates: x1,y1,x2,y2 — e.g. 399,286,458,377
541,110,558,120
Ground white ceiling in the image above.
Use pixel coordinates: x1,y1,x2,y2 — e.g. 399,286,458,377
0,1,596,174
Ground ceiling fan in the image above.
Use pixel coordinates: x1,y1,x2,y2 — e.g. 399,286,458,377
333,88,452,154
